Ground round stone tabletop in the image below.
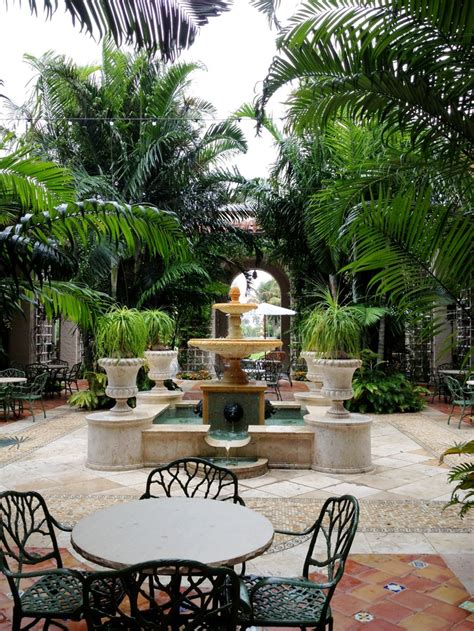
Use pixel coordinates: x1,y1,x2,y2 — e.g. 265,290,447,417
72,497,274,569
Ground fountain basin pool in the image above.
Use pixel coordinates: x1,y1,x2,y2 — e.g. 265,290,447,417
153,403,306,426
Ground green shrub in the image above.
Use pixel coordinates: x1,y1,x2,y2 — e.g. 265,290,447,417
440,440,474,519
68,371,110,411
346,352,429,414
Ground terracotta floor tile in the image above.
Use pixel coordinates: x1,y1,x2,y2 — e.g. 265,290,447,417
399,611,456,630
350,582,388,603
345,558,374,575
331,592,371,615
369,600,413,623
394,589,440,611
424,601,471,623
427,584,470,605
338,574,366,592
402,574,444,592
358,568,396,585
414,565,456,582
452,619,474,630
363,620,404,630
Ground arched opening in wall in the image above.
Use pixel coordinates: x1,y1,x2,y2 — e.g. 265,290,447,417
231,270,282,339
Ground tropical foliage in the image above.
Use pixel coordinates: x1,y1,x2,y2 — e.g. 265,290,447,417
300,286,385,357
440,441,474,519
347,352,429,414
4,0,230,59
0,147,186,333
16,45,254,343
94,307,148,358
254,0,473,319
143,309,176,349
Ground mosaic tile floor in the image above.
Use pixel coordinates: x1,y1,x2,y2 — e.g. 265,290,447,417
0,551,472,630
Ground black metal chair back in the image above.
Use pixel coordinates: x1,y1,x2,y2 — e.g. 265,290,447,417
0,368,25,378
64,361,82,394
0,491,64,579
261,359,283,400
25,362,48,381
83,559,241,630
140,457,244,504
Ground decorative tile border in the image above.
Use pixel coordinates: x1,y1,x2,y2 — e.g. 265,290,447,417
384,582,406,593
354,611,374,622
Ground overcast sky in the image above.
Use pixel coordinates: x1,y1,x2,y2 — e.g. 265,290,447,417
0,1,296,177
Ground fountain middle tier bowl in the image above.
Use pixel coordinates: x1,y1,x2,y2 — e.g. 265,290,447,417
187,338,282,359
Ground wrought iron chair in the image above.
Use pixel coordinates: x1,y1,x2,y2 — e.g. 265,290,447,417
261,359,282,401
430,362,453,402
25,362,49,381
239,495,359,631
61,361,82,394
83,559,242,630
0,368,26,378
9,372,48,421
0,490,85,630
140,457,245,505
266,351,292,387
444,375,474,428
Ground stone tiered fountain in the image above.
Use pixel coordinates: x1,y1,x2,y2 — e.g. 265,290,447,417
188,287,282,470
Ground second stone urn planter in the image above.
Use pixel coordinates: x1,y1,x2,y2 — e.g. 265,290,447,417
316,358,362,418
136,350,183,407
145,350,178,389
98,357,145,414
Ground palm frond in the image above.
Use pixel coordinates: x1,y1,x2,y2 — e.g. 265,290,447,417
19,0,231,59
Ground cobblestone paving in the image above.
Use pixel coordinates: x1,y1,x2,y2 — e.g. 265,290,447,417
42,492,473,556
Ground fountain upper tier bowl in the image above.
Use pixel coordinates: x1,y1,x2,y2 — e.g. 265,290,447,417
187,337,282,359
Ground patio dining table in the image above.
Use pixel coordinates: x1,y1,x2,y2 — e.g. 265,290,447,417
71,497,274,570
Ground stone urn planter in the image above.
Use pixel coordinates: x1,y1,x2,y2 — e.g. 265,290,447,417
98,357,145,414
301,351,323,388
315,358,362,418
145,350,178,389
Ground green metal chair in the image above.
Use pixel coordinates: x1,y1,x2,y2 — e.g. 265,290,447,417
62,361,82,395
239,495,359,631
444,375,474,428
10,372,48,421
140,457,245,505
83,559,242,630
0,490,85,630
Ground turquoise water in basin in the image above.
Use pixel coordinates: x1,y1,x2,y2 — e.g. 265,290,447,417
153,406,305,426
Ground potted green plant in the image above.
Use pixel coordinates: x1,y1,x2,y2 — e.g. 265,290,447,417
301,287,384,417
95,307,148,413
142,309,177,390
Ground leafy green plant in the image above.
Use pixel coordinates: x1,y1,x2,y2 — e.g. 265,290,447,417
95,307,148,358
68,371,109,411
300,287,385,358
346,351,429,414
142,309,175,349
440,441,474,519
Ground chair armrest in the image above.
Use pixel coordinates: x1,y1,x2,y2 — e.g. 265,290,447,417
274,524,315,537
238,578,252,616
249,576,334,597
4,566,84,581
50,514,73,532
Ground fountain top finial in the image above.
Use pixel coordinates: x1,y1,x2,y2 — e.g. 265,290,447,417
229,286,240,302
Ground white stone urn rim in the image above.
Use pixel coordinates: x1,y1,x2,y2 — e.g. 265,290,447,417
314,358,362,367
98,357,145,366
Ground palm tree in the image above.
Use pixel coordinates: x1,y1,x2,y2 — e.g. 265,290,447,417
3,0,231,60
0,148,187,334
253,0,473,318
18,44,254,312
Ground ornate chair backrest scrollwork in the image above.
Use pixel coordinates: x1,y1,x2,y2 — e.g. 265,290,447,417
140,457,244,504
